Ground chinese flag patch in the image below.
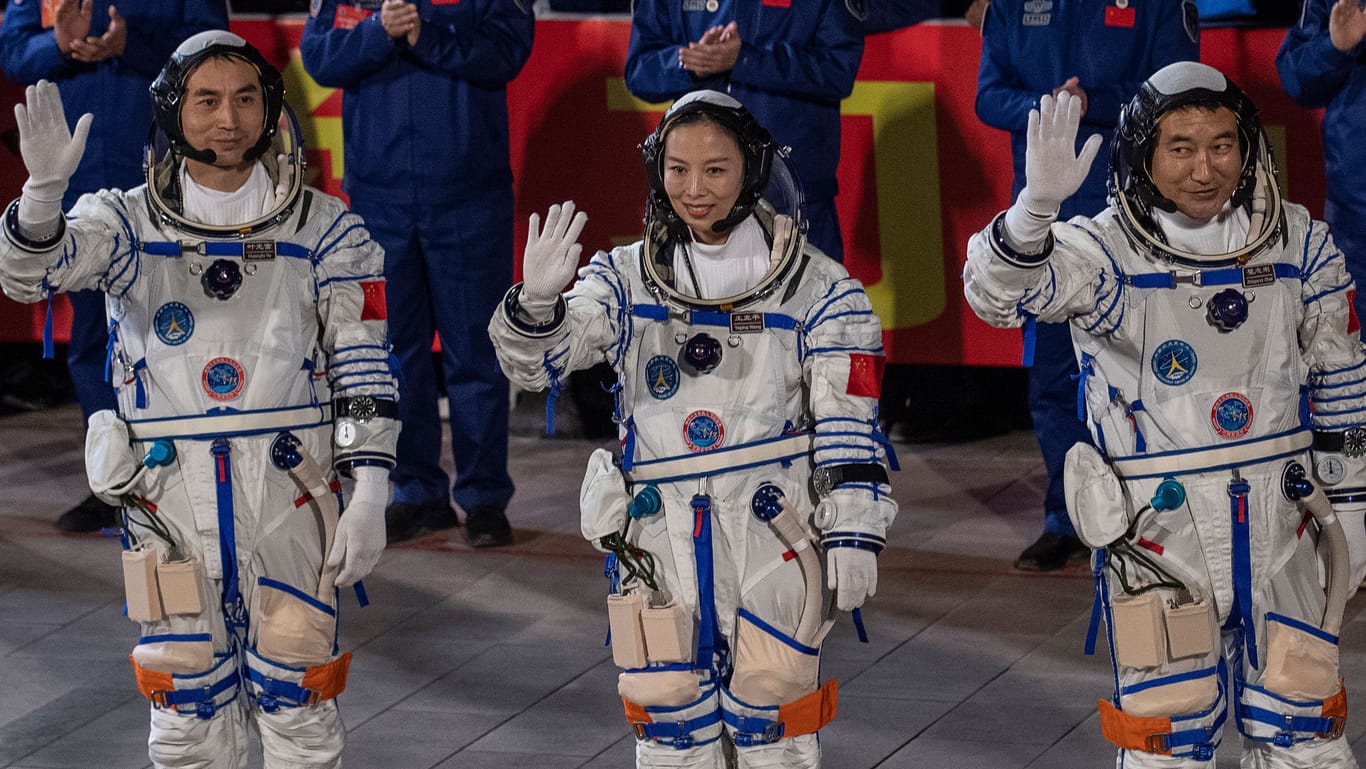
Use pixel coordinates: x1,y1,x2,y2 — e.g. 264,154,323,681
1349,289,1360,335
360,280,387,321
1105,5,1135,27
333,4,373,29
762,0,792,7
846,354,884,398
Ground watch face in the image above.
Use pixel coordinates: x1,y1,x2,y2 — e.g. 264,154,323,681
337,420,358,448
351,396,377,421
812,467,833,497
1345,428,1366,458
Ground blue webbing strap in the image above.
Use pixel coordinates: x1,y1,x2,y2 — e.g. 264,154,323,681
211,439,248,634
691,494,728,674
1229,478,1257,669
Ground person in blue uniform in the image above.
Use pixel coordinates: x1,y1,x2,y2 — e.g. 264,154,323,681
1,0,228,532
301,0,535,547
975,0,1199,570
624,0,863,263
1277,0,1366,325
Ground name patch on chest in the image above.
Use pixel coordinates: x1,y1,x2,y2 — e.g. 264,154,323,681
729,312,765,334
1241,264,1277,288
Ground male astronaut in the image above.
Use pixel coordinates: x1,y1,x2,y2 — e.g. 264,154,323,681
963,61,1366,767
0,31,396,769
489,91,896,768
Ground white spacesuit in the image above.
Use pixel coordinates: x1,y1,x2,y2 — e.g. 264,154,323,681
964,62,1366,768
489,91,896,769
0,32,396,769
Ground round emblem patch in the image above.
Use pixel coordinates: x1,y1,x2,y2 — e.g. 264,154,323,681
153,302,195,346
683,410,725,453
1211,393,1253,439
1151,340,1196,386
645,355,680,400
202,357,245,401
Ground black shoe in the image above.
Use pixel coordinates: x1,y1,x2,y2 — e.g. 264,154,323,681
464,505,513,548
1013,532,1089,572
56,494,121,533
385,501,460,544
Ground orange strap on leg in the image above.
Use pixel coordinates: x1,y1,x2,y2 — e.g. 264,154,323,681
1098,699,1175,754
301,652,352,703
130,655,175,704
775,679,839,738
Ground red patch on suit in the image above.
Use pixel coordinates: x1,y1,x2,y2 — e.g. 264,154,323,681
333,4,373,29
360,280,388,321
1349,289,1360,335
846,354,884,398
762,0,792,7
1104,5,1135,27
431,0,460,4
41,0,56,28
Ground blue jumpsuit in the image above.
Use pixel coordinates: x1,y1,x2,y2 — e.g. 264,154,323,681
301,0,534,515
1277,0,1366,326
975,0,1198,540
624,0,863,262
0,0,228,425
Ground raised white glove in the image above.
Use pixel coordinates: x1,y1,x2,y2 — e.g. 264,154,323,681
826,547,878,611
328,465,389,587
14,80,92,230
520,200,588,321
1003,91,1102,250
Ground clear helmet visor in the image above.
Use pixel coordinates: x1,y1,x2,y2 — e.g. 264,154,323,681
143,101,306,238
642,145,808,310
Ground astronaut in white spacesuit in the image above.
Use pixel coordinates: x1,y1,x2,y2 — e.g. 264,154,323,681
489,90,896,769
964,61,1366,768
0,31,396,769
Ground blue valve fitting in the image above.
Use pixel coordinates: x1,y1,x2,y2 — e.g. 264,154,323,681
1150,478,1186,512
143,439,177,468
629,485,662,519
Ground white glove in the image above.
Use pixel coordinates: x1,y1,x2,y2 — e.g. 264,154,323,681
826,547,878,612
1003,91,1103,250
14,80,92,230
520,200,588,321
328,465,389,587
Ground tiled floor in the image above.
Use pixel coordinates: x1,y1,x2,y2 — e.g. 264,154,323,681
2,402,1364,768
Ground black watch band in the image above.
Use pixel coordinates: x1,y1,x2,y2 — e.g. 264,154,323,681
1314,428,1366,458
812,463,890,497
333,395,399,422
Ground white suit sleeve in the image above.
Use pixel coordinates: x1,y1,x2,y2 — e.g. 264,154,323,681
0,191,139,303
312,201,400,472
802,272,897,545
1297,215,1366,592
489,246,632,400
963,211,1130,337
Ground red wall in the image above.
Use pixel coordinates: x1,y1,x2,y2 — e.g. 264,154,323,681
0,18,1326,368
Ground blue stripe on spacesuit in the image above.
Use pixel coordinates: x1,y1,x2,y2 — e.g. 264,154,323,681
1304,280,1353,306
211,439,248,635
1264,611,1338,644
1071,225,1128,336
736,608,819,655
691,494,728,675
1124,263,1302,289
316,272,382,289
806,283,866,327
1301,227,1332,277
1229,479,1258,670
1315,358,1366,378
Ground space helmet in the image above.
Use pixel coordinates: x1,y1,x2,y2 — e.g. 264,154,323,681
144,30,304,237
1109,61,1285,268
639,90,807,309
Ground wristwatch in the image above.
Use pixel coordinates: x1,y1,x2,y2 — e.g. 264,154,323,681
333,395,398,422
1313,427,1366,458
812,463,889,498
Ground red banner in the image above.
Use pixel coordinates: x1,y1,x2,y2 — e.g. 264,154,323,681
0,18,1326,369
